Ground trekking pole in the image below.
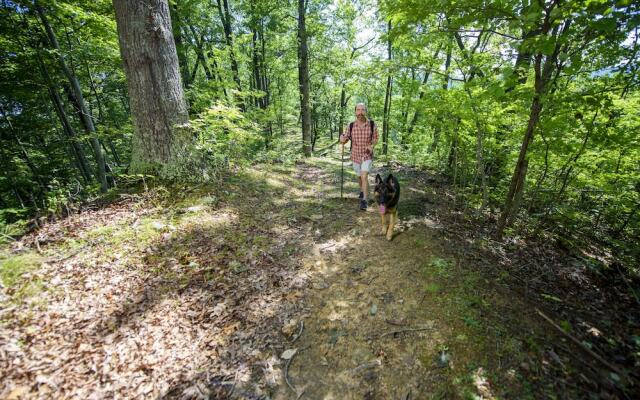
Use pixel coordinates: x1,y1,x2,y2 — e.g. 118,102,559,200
340,143,344,199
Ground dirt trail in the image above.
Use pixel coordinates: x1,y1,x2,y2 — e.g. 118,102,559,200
4,155,623,400
271,158,528,399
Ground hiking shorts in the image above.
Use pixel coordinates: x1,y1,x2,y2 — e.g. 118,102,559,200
353,159,372,175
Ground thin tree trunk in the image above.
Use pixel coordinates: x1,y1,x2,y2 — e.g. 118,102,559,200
614,200,639,237
0,106,47,191
407,45,442,140
170,2,190,86
497,17,570,237
190,55,201,84
382,20,392,155
297,0,312,156
429,43,451,152
37,53,93,183
496,63,543,236
260,18,270,108
187,25,212,80
466,91,488,211
216,0,243,109
527,132,550,212
338,85,349,137
36,3,108,192
251,26,264,108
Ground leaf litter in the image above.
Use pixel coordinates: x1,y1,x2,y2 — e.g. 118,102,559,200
1,157,638,399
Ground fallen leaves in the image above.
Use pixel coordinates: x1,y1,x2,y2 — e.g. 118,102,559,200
0,180,311,399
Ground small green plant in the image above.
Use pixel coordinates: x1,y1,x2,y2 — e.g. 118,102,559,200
423,256,452,277
0,252,45,302
424,282,441,294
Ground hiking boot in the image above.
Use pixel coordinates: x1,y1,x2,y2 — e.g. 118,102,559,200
358,191,364,200
360,199,367,210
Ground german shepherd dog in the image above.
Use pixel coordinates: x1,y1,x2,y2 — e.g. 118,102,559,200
374,174,400,241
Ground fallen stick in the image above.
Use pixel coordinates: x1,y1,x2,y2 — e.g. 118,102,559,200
380,326,433,338
351,359,382,375
284,346,309,394
284,351,297,392
535,308,625,378
292,320,304,343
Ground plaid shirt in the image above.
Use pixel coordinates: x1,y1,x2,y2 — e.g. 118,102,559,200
340,119,379,163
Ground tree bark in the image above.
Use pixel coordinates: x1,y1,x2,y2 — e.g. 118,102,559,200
406,45,442,140
187,25,213,80
429,44,450,152
169,1,190,87
382,20,393,155
37,51,93,183
496,13,569,237
0,105,47,192
216,0,243,109
297,0,312,156
36,4,108,192
112,0,189,172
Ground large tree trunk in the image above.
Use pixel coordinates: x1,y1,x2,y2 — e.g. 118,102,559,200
36,4,108,192
112,0,189,173
297,0,312,157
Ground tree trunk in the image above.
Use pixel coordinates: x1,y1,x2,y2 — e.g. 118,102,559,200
382,20,392,156
338,85,348,137
407,45,442,141
169,2,190,87
112,0,190,173
496,16,570,237
187,26,212,80
216,0,243,109
496,56,544,236
36,4,108,192
37,53,93,183
0,106,47,192
431,44,451,153
252,26,264,108
260,18,270,108
297,0,312,157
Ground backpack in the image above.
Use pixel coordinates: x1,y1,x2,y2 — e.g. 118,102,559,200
348,120,375,152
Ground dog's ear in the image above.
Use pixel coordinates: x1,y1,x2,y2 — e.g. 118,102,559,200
375,174,383,184
386,174,396,189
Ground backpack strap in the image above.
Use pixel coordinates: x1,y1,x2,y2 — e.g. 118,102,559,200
370,120,375,144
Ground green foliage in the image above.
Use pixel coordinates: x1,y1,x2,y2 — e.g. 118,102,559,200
1,0,638,270
0,251,44,301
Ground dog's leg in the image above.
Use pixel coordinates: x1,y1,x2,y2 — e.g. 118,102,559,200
386,210,396,241
380,213,387,235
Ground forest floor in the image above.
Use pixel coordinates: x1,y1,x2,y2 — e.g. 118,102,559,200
1,152,639,399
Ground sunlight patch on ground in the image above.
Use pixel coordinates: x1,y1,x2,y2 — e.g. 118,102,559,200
395,216,443,232
180,209,238,227
408,186,428,195
313,236,352,255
